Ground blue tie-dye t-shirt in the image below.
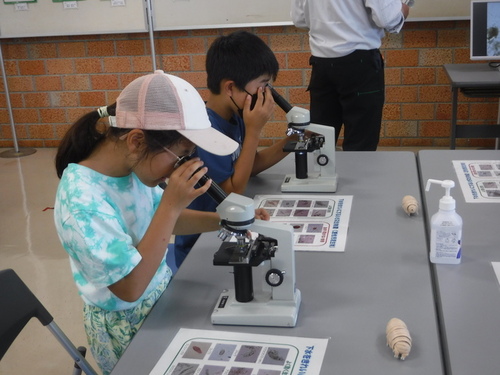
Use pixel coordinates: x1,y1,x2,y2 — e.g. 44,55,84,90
54,163,171,311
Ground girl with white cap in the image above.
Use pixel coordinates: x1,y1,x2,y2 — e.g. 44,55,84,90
54,70,268,374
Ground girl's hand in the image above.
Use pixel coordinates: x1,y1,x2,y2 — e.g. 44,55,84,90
254,208,270,221
161,158,212,211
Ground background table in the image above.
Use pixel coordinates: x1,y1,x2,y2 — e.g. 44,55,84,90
418,149,500,375
112,152,443,375
443,64,500,149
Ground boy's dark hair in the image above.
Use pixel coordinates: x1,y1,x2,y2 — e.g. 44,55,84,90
206,31,279,94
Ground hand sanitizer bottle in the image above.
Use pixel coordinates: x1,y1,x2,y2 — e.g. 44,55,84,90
425,179,463,264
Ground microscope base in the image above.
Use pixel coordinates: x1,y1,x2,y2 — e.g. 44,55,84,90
281,173,337,193
212,288,301,327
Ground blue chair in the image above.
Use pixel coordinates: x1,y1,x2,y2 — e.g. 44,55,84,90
0,268,98,375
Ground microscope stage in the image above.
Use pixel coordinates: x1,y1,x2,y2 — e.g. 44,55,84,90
281,173,337,193
212,288,301,327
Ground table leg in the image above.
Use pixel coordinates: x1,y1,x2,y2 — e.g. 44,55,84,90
496,98,500,150
450,87,458,149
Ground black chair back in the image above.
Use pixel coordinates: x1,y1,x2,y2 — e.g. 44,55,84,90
0,268,53,360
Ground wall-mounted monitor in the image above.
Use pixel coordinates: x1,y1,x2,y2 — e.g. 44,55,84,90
471,0,500,60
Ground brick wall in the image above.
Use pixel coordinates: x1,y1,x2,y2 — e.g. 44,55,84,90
0,21,498,149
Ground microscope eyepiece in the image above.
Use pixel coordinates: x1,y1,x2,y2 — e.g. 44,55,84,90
268,84,293,113
158,155,228,204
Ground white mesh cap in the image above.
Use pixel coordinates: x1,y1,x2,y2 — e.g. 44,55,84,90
114,70,238,156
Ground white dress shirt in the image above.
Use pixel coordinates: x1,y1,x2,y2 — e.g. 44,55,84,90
291,0,405,58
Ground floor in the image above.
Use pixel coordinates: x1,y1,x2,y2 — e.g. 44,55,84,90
0,148,99,374
0,145,482,374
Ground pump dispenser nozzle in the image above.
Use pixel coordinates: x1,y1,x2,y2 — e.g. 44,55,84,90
425,179,456,211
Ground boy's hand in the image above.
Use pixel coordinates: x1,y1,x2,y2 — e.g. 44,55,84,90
254,208,270,221
243,85,275,136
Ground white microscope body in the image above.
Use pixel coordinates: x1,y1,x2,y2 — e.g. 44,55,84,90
269,87,338,193
211,193,301,327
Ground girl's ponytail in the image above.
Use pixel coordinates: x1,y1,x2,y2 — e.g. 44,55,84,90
55,103,116,178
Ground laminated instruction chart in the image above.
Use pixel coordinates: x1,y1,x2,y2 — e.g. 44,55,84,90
149,328,328,375
253,194,352,252
453,160,500,203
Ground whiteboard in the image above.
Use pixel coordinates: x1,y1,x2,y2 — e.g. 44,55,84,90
152,0,472,32
0,0,472,39
0,0,148,39
151,0,292,30
409,0,470,21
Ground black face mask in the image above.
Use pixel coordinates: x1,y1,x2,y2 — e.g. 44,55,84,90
230,90,259,119
229,96,244,119
247,91,259,110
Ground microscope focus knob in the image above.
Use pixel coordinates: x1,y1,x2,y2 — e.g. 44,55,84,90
265,268,285,287
317,154,329,166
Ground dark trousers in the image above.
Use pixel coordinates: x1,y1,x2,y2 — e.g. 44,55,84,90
308,49,385,151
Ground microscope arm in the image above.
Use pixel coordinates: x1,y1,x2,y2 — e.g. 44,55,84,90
251,219,296,301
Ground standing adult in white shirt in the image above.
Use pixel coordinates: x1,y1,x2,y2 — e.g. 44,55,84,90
291,0,411,151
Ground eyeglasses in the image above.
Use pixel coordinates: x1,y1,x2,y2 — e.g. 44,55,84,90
243,83,271,95
163,147,195,169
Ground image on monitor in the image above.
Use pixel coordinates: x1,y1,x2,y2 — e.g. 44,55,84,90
471,0,500,60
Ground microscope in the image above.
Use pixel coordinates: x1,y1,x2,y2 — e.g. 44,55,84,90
211,193,301,327
159,148,301,327
269,86,338,193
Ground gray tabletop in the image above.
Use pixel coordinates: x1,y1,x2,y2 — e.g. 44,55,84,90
443,63,500,88
418,149,500,375
112,151,443,375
